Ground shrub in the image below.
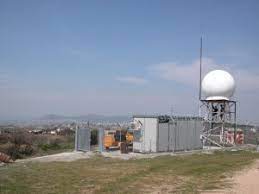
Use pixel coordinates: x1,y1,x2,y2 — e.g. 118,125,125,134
0,133,10,144
38,138,62,151
19,145,34,155
0,131,34,160
59,128,75,136
10,131,32,146
38,143,61,151
6,145,22,159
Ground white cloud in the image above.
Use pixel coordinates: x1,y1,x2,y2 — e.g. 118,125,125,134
149,58,224,85
115,76,148,85
149,57,259,92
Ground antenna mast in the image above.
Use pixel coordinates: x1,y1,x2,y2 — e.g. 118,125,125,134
199,37,203,101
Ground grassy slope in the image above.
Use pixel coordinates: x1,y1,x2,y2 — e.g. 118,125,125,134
0,151,259,194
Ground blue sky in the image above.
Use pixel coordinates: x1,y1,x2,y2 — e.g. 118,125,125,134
0,0,259,123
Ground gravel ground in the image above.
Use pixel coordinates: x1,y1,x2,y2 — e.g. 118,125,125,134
101,149,203,160
12,145,255,164
14,149,204,163
16,151,94,163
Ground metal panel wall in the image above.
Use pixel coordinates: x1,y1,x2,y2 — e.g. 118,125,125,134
177,120,185,150
169,123,176,151
133,142,142,152
168,118,202,152
143,118,158,152
75,128,90,152
158,123,169,151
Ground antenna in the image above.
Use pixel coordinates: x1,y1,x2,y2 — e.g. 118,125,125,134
199,37,203,101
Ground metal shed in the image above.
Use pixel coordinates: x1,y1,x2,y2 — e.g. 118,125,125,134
133,115,202,153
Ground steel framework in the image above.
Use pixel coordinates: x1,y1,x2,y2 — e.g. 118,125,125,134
200,99,237,147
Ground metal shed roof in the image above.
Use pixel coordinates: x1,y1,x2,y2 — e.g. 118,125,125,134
133,115,202,119
133,115,203,123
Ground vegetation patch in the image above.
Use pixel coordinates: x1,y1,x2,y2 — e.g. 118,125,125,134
1,150,259,194
0,131,75,160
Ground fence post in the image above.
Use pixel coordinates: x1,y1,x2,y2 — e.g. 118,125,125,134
75,126,78,151
98,128,104,152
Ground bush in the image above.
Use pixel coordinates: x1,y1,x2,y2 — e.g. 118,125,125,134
19,145,34,155
0,133,10,144
10,131,32,146
1,131,34,160
3,144,34,160
0,131,75,159
6,145,22,159
38,138,61,151
38,143,61,151
59,128,75,136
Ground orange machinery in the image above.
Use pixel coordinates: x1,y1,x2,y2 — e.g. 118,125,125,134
104,130,133,150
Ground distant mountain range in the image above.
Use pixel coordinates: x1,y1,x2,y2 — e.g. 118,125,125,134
39,114,131,122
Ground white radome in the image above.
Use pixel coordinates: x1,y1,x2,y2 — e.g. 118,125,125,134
201,70,235,101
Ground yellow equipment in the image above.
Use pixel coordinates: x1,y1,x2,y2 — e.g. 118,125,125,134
104,130,133,150
104,133,118,150
126,131,133,143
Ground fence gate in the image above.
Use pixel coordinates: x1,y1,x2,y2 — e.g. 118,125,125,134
75,128,90,152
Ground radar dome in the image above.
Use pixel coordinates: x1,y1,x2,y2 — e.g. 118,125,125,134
201,70,235,101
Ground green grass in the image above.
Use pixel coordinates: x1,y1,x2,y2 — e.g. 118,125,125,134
35,135,75,156
35,142,74,156
0,150,259,194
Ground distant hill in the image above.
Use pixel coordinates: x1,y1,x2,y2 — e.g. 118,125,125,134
39,114,131,122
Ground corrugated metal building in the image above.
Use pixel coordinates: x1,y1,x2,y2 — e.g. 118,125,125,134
133,115,203,153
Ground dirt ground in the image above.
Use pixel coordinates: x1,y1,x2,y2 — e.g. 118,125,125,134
230,159,259,194
204,159,259,194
